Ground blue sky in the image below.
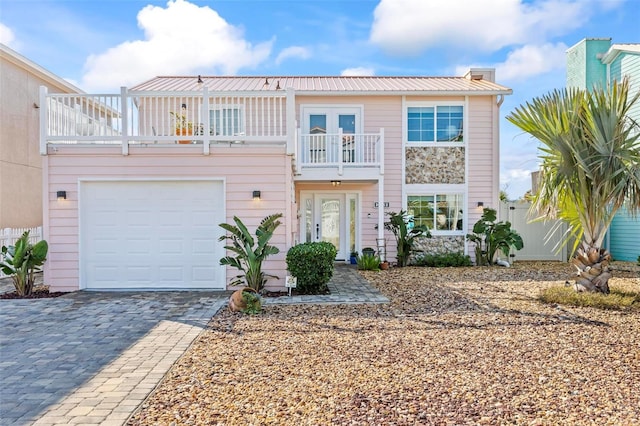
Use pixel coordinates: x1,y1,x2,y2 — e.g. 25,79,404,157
2,0,638,199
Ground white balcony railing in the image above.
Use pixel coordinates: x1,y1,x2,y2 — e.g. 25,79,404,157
298,130,383,169
40,87,291,154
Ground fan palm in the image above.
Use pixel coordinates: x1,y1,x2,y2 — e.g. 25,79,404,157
507,78,640,293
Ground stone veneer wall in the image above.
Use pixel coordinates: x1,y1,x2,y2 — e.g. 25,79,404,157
412,235,466,261
405,147,465,184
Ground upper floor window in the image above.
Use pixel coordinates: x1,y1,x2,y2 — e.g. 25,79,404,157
407,105,463,143
210,106,244,136
407,194,464,233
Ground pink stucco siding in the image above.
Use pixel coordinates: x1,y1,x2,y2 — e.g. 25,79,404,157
44,145,290,291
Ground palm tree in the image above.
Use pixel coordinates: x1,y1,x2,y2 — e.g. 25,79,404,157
507,78,640,293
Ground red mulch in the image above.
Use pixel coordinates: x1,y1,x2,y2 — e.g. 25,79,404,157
0,287,69,299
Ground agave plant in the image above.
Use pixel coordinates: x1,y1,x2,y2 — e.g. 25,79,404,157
1,231,48,296
219,213,282,292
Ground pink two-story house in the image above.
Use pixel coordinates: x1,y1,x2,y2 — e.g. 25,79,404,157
40,69,511,292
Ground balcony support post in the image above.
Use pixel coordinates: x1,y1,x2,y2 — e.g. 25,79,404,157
202,86,210,155
120,86,129,156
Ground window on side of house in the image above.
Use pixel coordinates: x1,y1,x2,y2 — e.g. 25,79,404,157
210,106,244,136
407,194,464,233
407,105,463,143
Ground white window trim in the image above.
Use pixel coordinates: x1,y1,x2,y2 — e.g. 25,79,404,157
404,101,466,147
209,104,245,136
404,185,466,236
300,104,364,134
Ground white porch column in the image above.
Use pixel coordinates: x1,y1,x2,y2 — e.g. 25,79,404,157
378,175,384,240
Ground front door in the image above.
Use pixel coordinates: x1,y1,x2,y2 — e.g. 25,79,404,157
300,192,359,260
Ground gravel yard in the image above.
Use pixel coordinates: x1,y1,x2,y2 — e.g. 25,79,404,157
128,262,640,425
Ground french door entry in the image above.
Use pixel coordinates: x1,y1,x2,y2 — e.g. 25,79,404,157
301,193,358,260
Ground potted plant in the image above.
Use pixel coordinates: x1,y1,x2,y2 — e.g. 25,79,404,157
349,250,358,264
228,287,262,314
170,105,193,144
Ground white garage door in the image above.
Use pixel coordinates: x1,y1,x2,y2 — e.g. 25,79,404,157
80,180,225,290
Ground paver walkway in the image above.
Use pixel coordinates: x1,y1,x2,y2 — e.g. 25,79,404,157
0,265,387,425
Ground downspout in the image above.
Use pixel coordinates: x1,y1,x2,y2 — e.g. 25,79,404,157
493,95,501,218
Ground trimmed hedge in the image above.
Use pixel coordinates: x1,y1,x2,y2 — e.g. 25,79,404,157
286,242,337,294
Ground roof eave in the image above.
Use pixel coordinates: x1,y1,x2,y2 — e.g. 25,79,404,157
293,89,513,96
0,43,84,94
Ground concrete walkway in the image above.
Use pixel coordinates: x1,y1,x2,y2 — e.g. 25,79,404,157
0,265,387,425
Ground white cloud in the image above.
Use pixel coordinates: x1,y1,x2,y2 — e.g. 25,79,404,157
80,0,273,92
456,43,568,82
275,46,310,65
341,67,375,76
370,0,588,55
0,23,16,47
496,43,568,81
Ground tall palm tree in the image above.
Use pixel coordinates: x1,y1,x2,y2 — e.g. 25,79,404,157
507,78,640,293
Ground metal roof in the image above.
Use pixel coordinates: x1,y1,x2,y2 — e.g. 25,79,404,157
601,43,640,64
131,75,512,95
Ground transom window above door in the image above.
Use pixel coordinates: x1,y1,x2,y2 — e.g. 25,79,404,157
407,105,463,143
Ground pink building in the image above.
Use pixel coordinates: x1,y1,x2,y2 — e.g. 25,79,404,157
40,70,511,292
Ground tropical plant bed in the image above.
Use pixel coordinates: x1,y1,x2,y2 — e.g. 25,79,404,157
0,286,68,299
129,261,640,425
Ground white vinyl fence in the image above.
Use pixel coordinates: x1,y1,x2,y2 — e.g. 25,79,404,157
499,202,567,262
0,227,43,278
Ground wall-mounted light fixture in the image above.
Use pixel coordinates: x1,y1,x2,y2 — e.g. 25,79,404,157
197,75,204,84
253,190,261,200
477,201,484,210
331,180,341,186
57,191,67,200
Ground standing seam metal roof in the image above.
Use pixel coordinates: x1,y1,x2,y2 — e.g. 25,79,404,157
131,76,512,94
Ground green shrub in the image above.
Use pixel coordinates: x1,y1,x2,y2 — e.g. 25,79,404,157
1,231,48,296
219,213,282,292
539,286,640,311
286,242,337,294
466,208,523,266
384,210,431,267
356,253,380,271
415,252,472,267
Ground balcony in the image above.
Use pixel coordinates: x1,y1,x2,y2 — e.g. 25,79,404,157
39,86,384,178
295,129,384,180
40,87,291,155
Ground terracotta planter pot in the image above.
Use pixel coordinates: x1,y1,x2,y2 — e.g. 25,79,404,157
176,128,193,144
379,261,389,270
228,287,258,312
